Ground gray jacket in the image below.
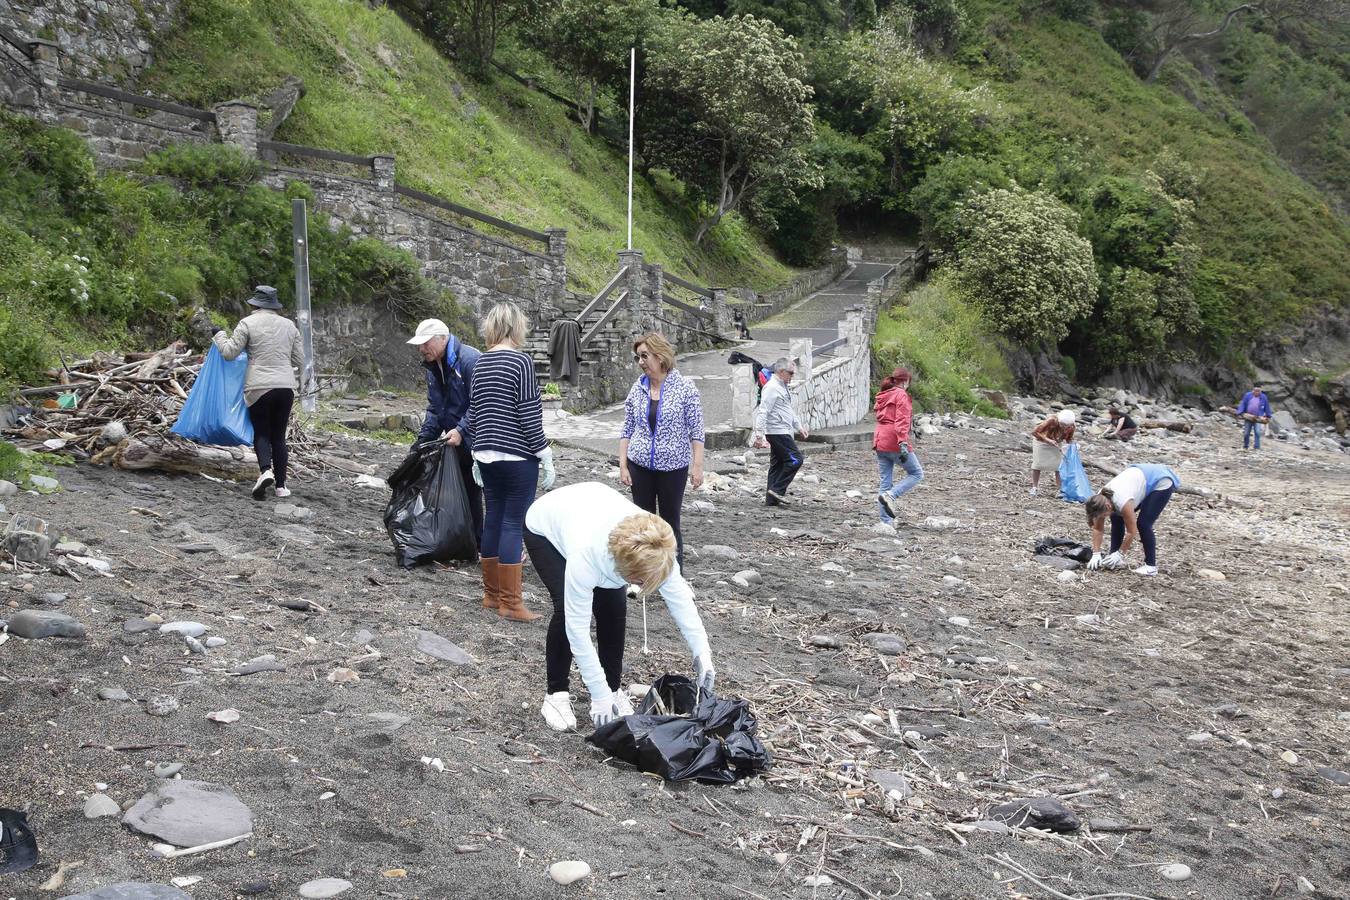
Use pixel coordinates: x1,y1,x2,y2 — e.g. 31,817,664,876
212,310,303,403
754,375,801,436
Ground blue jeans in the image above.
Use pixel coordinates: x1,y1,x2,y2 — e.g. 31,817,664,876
479,458,538,565
1110,486,1174,566
1243,420,1262,449
877,450,924,521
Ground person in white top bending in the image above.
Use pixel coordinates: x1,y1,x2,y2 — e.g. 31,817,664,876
523,482,715,731
1084,463,1180,576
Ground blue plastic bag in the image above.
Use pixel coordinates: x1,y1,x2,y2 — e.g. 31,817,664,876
171,345,253,446
1058,442,1091,503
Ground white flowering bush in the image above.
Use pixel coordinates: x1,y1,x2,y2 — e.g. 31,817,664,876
951,186,1099,344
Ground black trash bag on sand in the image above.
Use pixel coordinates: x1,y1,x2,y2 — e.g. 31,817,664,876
383,442,477,568
587,674,771,784
1033,536,1093,563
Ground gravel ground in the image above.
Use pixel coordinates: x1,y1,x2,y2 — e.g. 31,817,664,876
2,413,1348,899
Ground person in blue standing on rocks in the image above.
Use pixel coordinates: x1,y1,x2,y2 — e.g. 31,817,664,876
407,317,483,547
1228,383,1272,450
752,357,809,506
618,332,705,571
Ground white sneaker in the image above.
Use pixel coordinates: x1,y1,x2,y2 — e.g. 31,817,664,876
1133,564,1158,577
274,487,291,498
1028,487,1038,496
252,469,275,500
541,692,577,731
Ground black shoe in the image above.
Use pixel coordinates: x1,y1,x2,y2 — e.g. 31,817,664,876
766,489,789,506
879,493,900,519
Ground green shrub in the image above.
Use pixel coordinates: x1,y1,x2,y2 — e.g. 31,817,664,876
873,275,1013,417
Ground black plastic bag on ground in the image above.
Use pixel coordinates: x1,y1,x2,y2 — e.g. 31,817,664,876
589,674,771,784
1033,536,1093,563
383,442,477,568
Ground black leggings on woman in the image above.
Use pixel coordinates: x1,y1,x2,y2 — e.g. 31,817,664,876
627,461,688,570
248,388,293,487
523,528,627,695
1110,486,1175,566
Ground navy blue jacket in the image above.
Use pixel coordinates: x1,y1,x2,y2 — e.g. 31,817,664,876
1234,390,1272,419
418,336,482,444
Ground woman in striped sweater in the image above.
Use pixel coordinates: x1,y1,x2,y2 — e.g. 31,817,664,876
466,302,555,622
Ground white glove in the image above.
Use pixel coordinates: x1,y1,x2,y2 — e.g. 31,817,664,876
589,691,633,729
471,460,483,487
1103,551,1125,570
538,447,556,491
1087,553,1103,571
694,654,716,695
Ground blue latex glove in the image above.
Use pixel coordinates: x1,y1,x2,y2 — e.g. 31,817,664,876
538,447,556,491
471,460,483,487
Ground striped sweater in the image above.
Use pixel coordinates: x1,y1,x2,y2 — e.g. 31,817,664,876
465,349,547,457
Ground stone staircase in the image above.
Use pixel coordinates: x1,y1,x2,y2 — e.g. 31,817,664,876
522,291,632,409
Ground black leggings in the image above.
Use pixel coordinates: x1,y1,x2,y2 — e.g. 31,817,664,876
248,388,293,488
1110,486,1175,566
523,528,626,695
627,460,688,569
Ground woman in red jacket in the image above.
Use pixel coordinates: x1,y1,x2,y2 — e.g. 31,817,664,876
873,368,924,524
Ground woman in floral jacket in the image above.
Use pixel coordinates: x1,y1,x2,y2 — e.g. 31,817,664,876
619,332,705,571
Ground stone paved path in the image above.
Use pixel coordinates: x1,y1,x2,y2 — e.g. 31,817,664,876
544,260,895,456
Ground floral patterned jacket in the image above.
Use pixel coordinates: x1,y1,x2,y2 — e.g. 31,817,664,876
621,369,705,471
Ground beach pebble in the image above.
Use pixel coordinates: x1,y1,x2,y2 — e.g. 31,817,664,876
298,878,353,898
1158,864,1192,882
1197,568,1226,581
98,687,131,702
154,762,184,779
549,861,591,886
1297,876,1316,894
810,634,843,649
159,621,208,638
1056,570,1078,583
206,708,240,724
1281,750,1299,764
145,695,179,717
83,793,121,818
947,616,971,627
803,875,833,887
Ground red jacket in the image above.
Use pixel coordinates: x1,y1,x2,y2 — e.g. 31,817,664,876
873,387,912,452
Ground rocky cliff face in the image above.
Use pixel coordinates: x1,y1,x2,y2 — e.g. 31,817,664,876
0,0,179,82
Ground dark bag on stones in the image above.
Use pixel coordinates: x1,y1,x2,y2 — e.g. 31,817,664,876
588,674,771,784
383,442,477,568
1033,536,1093,563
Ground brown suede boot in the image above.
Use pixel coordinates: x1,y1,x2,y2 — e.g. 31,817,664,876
480,557,500,611
497,563,540,622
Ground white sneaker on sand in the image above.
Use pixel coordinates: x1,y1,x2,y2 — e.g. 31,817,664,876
274,487,291,499
1028,487,1038,497
252,469,274,500
541,692,577,731
1133,564,1158,576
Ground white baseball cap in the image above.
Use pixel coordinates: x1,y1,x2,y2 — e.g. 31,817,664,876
1057,410,1076,426
406,318,450,345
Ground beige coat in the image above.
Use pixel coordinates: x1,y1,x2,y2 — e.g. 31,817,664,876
212,310,303,405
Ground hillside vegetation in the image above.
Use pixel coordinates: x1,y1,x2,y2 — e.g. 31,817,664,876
139,0,793,295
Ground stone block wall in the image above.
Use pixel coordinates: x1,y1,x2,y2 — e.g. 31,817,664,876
52,91,213,166
0,0,178,82
311,303,427,393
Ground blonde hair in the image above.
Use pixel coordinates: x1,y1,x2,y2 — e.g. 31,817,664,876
481,301,528,348
634,332,676,374
608,513,677,596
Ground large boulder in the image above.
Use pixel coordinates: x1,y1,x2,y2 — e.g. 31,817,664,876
1270,410,1298,434
122,780,254,847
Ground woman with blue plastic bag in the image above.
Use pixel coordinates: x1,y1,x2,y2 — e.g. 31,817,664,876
1084,463,1179,577
197,286,302,501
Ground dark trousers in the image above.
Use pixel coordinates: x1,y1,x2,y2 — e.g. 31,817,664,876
766,433,803,499
628,460,688,570
453,443,484,550
248,388,293,487
479,458,538,565
524,529,627,694
1110,487,1175,566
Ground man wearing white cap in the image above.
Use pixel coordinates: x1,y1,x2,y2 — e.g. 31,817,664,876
408,318,484,548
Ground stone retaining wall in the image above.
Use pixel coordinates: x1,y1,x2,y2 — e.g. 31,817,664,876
0,0,178,82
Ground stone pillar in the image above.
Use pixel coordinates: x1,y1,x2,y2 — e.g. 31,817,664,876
710,288,732,337
213,101,259,157
27,40,61,122
543,228,568,307
790,337,813,431
371,154,396,190
618,249,646,334
730,364,755,430
645,263,665,337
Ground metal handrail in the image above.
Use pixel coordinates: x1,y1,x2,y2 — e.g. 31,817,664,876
57,77,215,121
259,139,375,167
580,290,628,349
393,184,549,244
664,271,713,299
576,266,629,325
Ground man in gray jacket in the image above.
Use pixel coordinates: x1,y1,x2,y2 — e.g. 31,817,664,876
751,357,809,506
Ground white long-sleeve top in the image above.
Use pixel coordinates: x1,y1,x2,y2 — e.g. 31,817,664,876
524,482,712,699
754,375,800,436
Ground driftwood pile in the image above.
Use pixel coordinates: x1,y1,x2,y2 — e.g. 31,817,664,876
5,342,371,481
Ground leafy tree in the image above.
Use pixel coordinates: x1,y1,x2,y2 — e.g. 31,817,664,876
388,0,537,76
725,0,842,37
752,124,884,264
895,0,968,53
523,0,658,131
907,154,1010,247
643,13,817,244
951,187,1098,344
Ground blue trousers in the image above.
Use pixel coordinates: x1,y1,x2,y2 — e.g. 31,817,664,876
1110,486,1174,566
1243,419,1262,449
877,449,924,521
479,458,538,565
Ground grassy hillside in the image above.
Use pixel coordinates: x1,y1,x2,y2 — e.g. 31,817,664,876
980,8,1349,360
139,0,793,295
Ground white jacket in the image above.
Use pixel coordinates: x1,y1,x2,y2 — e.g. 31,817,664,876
524,482,711,700
754,375,800,436
212,310,303,404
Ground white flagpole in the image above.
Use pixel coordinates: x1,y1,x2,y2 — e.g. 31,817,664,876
627,46,635,250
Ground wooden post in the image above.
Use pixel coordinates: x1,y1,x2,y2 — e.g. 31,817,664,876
292,199,317,413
